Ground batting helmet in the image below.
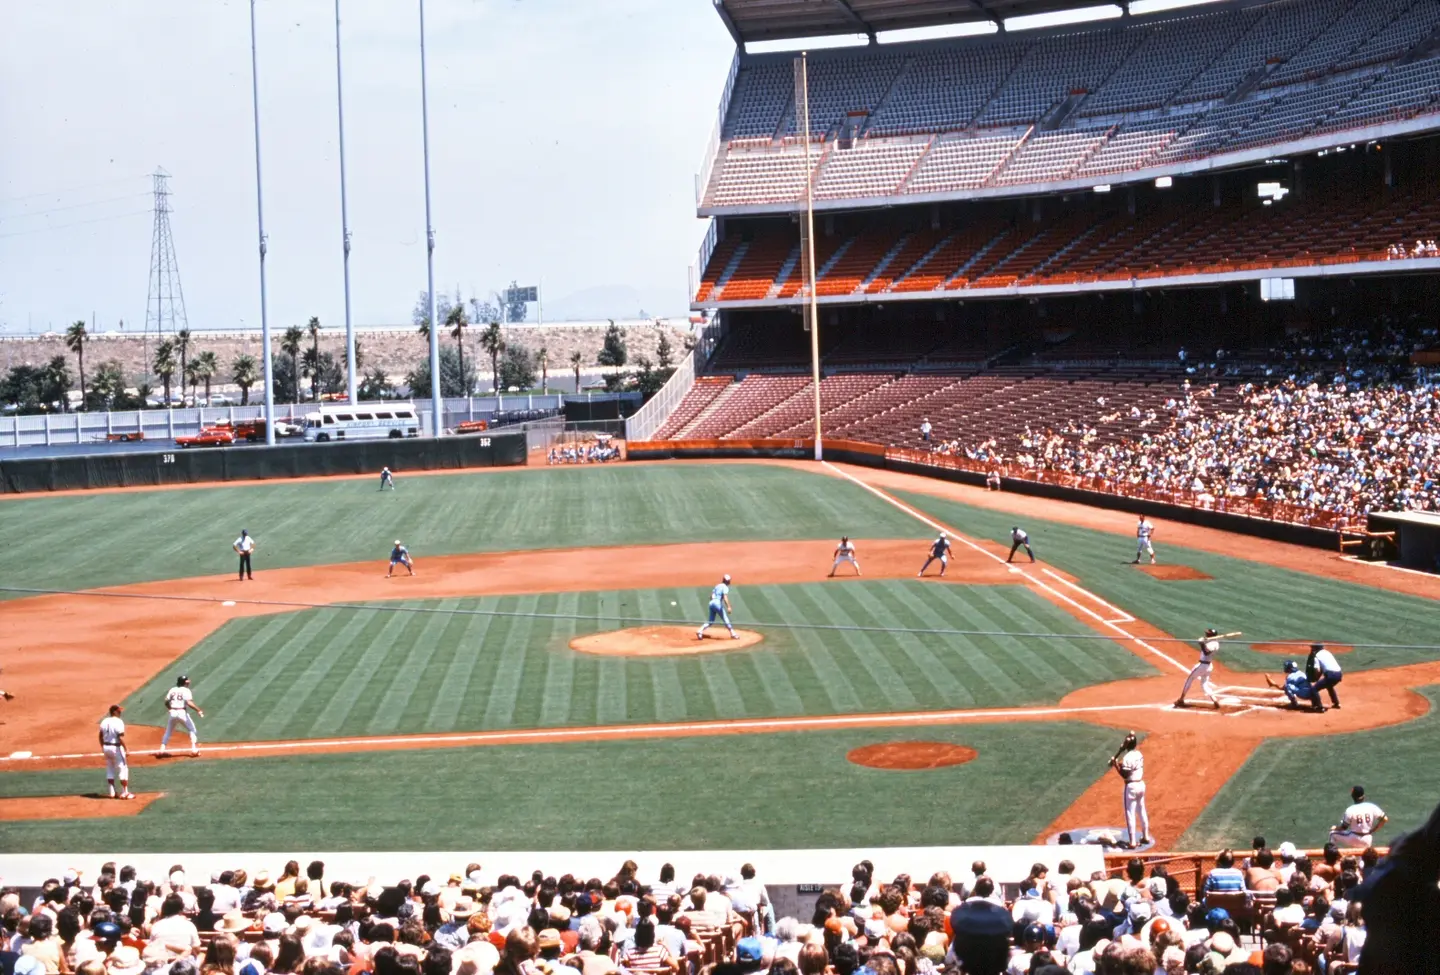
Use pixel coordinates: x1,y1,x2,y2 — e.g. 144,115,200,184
1284,660,1299,673
176,675,190,686
722,574,732,584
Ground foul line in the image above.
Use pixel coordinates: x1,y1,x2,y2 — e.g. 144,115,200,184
1041,569,1135,623
821,462,1191,674
1,702,1167,765
1338,555,1440,580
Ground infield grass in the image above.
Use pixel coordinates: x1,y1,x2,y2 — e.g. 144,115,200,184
0,464,927,596
121,580,1156,741
1180,685,1440,849
0,721,1117,852
895,490,1440,674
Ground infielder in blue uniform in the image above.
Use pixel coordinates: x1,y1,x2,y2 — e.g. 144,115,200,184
1007,526,1035,563
1267,660,1314,708
697,574,736,639
387,540,415,577
918,533,952,577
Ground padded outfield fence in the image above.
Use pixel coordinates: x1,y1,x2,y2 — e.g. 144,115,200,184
0,431,526,493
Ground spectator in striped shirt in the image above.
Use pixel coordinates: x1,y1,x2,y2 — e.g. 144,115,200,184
617,920,676,975
1202,851,1246,897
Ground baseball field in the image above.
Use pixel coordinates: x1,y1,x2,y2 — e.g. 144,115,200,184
1,459,1437,853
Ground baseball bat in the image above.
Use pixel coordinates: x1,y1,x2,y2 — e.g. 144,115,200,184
1109,732,1134,767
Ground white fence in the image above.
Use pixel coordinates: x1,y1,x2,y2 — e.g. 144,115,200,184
625,317,725,443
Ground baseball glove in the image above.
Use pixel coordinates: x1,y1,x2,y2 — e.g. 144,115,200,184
2,691,14,701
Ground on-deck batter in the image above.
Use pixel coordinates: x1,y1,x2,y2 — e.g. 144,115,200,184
829,536,861,577
158,675,205,757
1109,732,1150,849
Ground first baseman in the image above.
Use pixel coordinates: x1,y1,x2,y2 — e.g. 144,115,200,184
388,540,416,577
1133,517,1157,564
697,574,737,640
99,704,134,800
1007,526,1035,563
380,466,395,490
1175,627,1239,708
158,675,204,757
1110,732,1149,849
829,537,861,577
918,533,952,577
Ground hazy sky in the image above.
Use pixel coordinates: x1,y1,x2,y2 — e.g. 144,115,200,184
0,0,736,332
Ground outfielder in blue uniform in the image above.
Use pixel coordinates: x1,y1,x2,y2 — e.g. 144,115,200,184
387,540,415,577
918,533,952,577
696,574,736,639
1267,660,1314,708
380,467,395,490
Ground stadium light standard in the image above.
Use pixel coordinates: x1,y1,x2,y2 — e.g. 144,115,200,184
418,0,443,436
334,0,358,404
796,52,823,461
248,0,276,445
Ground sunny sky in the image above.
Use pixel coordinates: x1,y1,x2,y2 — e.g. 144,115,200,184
0,0,736,333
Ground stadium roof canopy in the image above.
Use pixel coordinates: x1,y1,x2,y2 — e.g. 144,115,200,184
713,0,1131,43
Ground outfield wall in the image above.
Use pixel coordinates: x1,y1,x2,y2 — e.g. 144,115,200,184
0,432,526,493
627,439,1339,549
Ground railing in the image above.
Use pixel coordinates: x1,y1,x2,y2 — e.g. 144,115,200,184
886,447,1358,531
691,219,720,300
625,317,726,443
695,51,742,207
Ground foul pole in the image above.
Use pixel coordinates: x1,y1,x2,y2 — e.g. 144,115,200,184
418,0,442,437
796,53,822,461
248,0,276,445
334,0,358,404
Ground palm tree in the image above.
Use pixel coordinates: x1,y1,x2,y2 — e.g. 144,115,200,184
65,321,88,409
306,316,321,389
281,325,305,403
154,338,179,407
302,346,322,402
91,360,126,410
176,328,192,403
537,346,549,393
194,350,219,404
478,321,504,394
446,304,470,393
232,353,259,406
184,359,203,405
570,350,584,392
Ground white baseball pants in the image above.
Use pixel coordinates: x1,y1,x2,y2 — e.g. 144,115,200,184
830,555,861,575
1179,661,1217,703
161,711,198,749
1123,781,1149,845
1329,829,1374,849
103,745,128,781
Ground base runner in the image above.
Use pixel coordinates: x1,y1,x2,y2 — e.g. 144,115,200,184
829,537,861,577
99,704,134,800
158,676,204,757
1174,628,1240,709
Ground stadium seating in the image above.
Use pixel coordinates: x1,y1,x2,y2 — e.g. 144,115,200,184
695,175,1440,302
701,0,1440,208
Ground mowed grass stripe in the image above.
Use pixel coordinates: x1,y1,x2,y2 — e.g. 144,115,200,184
895,489,1440,673
129,581,1158,741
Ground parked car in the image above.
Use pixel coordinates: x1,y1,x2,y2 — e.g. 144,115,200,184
174,426,236,448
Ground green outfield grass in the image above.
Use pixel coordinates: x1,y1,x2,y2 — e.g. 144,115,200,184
1180,685,1440,850
0,465,927,595
895,490,1440,674
0,721,1117,851
121,580,1156,741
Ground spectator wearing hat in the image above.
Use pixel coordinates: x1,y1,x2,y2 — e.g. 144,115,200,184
433,897,481,953
453,915,501,975
532,929,577,975
243,873,276,915
1006,923,1050,975
104,945,144,975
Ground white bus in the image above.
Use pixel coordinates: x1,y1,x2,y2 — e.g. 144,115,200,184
302,403,421,442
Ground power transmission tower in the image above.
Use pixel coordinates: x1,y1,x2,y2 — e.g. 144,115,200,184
144,168,189,382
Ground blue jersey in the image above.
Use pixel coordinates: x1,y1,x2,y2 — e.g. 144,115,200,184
710,582,729,606
391,545,409,562
1285,672,1313,698
931,538,951,558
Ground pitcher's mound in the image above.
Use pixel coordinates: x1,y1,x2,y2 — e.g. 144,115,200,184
1134,564,1212,580
0,793,164,821
848,742,978,771
1251,642,1353,656
570,626,764,657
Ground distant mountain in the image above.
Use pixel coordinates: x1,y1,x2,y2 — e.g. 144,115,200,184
541,284,685,322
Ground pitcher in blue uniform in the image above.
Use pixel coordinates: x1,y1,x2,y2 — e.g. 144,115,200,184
697,574,737,639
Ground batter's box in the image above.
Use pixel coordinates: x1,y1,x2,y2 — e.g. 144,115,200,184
1133,564,1213,581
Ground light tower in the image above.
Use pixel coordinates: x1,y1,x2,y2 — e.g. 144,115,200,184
144,169,189,380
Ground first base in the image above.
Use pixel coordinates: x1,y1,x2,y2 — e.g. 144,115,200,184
9,751,33,759
222,600,236,607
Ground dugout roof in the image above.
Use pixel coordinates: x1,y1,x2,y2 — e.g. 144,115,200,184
714,0,1146,42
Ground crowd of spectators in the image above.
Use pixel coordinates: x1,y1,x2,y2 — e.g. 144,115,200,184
938,317,1440,521
0,844,1416,975
547,438,622,465
1383,240,1439,259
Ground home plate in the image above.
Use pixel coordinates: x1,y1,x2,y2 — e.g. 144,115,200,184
1008,567,1022,574
222,601,236,607
9,751,32,759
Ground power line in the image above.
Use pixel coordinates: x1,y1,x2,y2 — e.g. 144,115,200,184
0,174,150,206
0,585,1433,652
0,192,152,220
0,209,153,240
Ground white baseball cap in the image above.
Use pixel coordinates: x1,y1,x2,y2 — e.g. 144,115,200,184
395,540,401,546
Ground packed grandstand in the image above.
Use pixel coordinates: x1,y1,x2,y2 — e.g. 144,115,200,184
0,848,1399,975
648,0,1440,528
